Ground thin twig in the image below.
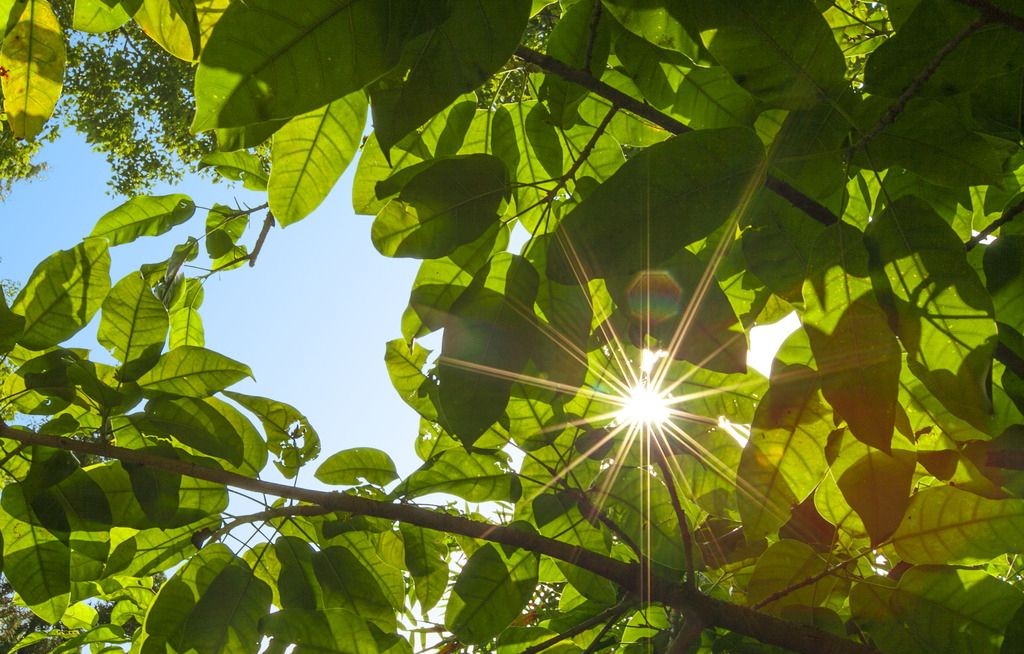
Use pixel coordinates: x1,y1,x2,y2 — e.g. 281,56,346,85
514,46,839,227
966,196,1024,250
750,551,866,611
851,17,988,152
209,504,338,543
653,452,696,591
522,597,633,654
248,210,276,267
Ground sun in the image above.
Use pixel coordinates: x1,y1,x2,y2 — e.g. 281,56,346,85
618,382,673,429
615,349,674,430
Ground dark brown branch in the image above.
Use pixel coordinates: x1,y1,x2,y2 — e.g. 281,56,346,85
852,17,988,152
514,46,839,227
0,422,879,654
966,197,1024,250
952,0,1024,32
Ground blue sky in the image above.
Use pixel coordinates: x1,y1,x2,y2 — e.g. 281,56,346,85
0,133,429,479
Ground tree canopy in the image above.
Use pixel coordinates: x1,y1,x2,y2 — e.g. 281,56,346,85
3,0,1024,653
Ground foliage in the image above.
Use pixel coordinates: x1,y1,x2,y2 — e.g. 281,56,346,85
0,0,225,197
3,1,1024,653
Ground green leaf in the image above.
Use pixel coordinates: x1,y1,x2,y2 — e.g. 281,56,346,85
737,373,832,541
138,545,272,654
384,338,438,420
372,154,510,259
90,194,197,246
602,0,702,61
445,543,538,644
371,0,530,152
0,0,65,139
139,395,266,471
168,306,204,349
198,151,268,191
0,501,70,622
985,235,1024,329
98,272,169,381
269,92,368,226
260,608,379,654
396,448,520,503
223,391,321,478
399,524,448,615
315,448,398,486
892,485,1024,565
852,567,1024,654
137,345,252,397
746,540,836,615
856,98,1015,188
865,198,998,430
192,0,428,131
802,223,901,450
836,449,916,546
436,254,539,445
72,0,134,33
614,28,757,129
134,0,199,61
864,0,1024,98
546,127,764,283
13,238,112,350
0,289,25,354
690,0,846,109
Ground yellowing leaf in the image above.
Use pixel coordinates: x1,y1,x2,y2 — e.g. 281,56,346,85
0,0,65,139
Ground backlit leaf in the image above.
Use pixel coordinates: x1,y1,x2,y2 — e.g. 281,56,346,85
892,485,1024,565
315,447,398,486
90,194,197,246
13,238,111,350
269,92,367,226
137,345,251,397
0,0,65,139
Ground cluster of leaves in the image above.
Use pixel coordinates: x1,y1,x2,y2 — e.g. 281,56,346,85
1,0,229,197
3,0,1024,653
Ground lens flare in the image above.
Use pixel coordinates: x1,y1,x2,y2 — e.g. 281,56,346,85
618,380,672,430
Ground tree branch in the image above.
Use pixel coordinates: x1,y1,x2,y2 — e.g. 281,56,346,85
521,597,631,654
514,46,839,227
0,422,879,654
952,0,1024,32
851,17,988,152
966,196,1024,250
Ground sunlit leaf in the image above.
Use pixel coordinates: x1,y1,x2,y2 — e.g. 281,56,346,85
0,0,65,139
98,272,169,381
315,448,398,487
546,127,764,283
737,373,832,541
395,448,519,503
892,485,1024,565
137,345,251,397
13,238,111,350
865,197,997,430
445,543,538,644
802,223,901,450
372,154,510,259
192,0,429,130
223,391,321,478
90,194,197,246
371,0,530,152
134,0,199,61
269,92,367,226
